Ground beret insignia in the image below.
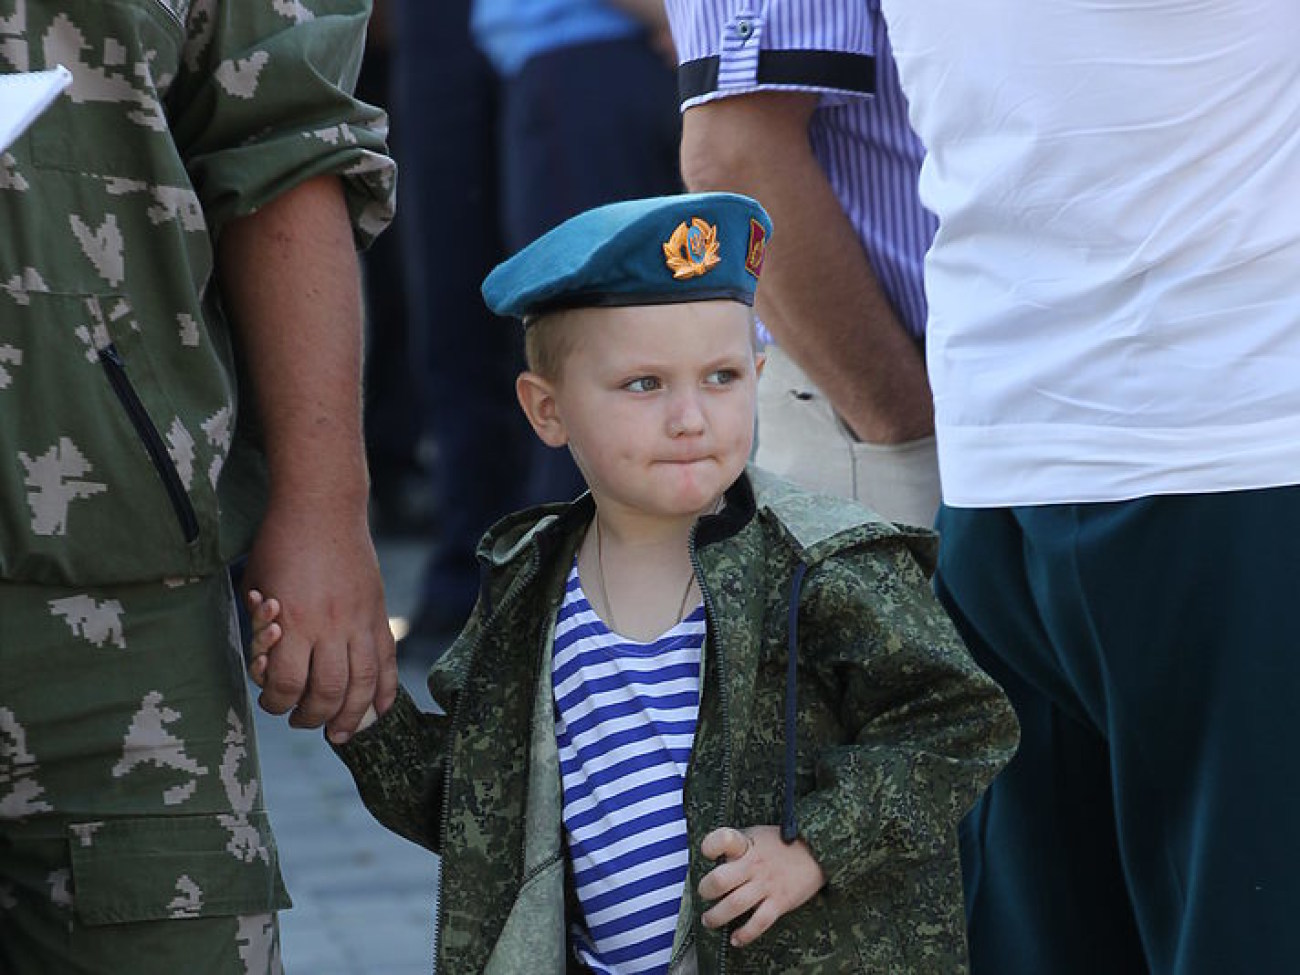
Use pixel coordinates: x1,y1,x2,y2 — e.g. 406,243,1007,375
744,217,767,278
663,217,721,280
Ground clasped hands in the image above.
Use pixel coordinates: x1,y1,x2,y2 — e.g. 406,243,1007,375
241,501,395,743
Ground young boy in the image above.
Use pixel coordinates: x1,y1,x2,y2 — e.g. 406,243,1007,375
249,193,1017,973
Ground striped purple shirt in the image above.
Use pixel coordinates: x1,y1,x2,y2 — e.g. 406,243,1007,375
665,0,935,340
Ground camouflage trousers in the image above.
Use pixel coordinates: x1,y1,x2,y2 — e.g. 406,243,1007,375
0,572,290,974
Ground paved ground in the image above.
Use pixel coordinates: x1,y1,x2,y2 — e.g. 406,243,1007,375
252,537,442,975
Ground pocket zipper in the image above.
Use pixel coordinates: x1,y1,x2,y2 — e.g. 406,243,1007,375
98,343,200,543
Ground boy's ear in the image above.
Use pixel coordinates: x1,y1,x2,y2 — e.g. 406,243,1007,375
516,372,569,447
754,350,766,379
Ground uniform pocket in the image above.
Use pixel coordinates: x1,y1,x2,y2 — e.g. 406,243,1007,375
0,290,219,586
98,342,199,543
726,889,845,974
29,0,185,180
67,812,291,926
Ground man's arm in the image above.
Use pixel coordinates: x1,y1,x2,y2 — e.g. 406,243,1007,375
217,173,398,742
680,91,933,443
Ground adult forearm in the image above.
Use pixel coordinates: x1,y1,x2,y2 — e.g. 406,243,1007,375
217,174,370,513
216,173,397,738
681,94,933,443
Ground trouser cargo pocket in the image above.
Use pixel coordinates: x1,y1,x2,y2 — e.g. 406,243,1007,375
68,811,291,926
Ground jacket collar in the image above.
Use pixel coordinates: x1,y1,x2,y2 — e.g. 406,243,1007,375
475,472,761,574
473,466,934,578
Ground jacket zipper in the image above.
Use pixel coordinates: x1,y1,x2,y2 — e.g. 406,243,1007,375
98,344,199,543
689,533,734,975
434,553,541,975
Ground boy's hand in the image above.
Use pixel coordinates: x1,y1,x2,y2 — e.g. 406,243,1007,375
244,589,379,735
698,826,827,948
245,589,282,688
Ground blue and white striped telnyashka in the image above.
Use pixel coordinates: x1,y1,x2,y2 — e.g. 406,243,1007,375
553,563,704,975
665,0,936,341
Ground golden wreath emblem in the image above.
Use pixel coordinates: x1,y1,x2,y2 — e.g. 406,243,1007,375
662,217,721,279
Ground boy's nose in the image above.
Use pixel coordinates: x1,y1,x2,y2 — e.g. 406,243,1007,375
667,391,706,436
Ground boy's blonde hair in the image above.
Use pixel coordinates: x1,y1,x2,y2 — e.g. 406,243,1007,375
522,311,579,381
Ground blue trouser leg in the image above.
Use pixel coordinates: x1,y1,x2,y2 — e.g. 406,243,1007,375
393,0,529,624
937,488,1300,974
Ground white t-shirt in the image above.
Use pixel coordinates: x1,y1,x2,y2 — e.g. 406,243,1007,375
879,0,1300,506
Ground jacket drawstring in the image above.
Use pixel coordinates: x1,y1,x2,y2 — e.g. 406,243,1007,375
782,560,808,843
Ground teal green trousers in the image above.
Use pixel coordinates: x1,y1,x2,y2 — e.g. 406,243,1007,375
0,572,289,974
937,486,1300,975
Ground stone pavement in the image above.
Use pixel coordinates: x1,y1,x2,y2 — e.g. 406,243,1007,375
252,537,442,975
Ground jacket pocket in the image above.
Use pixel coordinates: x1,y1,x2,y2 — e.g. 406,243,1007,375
99,343,199,543
29,0,186,180
0,291,220,586
724,889,848,974
67,812,291,926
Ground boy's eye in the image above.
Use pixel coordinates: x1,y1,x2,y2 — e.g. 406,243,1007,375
706,369,738,386
624,376,661,393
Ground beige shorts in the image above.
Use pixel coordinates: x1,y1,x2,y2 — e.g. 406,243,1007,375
755,345,941,529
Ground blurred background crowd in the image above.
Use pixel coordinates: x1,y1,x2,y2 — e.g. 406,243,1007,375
356,0,684,663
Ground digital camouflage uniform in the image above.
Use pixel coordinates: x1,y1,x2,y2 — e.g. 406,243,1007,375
0,0,394,970
336,469,1019,975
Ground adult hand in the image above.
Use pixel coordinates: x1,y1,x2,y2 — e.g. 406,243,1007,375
698,825,827,948
242,496,396,743
216,175,396,744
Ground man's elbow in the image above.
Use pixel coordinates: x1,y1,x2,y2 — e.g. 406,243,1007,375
679,106,763,194
679,92,815,195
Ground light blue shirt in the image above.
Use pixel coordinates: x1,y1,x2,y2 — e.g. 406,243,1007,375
472,0,641,77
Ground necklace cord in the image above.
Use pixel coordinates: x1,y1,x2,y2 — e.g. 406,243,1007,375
593,515,697,635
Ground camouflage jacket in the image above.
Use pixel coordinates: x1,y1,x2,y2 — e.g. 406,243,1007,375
336,468,1019,974
0,0,394,586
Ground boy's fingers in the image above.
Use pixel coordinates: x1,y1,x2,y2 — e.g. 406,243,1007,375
701,827,752,863
701,875,762,930
252,621,281,654
254,597,279,624
248,653,269,688
730,900,781,947
696,857,748,904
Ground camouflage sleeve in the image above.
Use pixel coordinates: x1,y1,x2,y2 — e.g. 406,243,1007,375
167,0,395,246
331,685,450,852
792,540,1019,892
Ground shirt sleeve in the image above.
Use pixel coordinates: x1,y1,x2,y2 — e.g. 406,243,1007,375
166,0,396,247
665,0,877,110
790,539,1019,892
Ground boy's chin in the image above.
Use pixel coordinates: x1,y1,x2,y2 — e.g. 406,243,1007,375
666,473,741,516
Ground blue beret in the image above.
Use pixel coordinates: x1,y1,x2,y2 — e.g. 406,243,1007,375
481,192,772,320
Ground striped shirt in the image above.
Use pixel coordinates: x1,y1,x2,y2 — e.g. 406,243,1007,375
665,0,935,340
553,562,704,974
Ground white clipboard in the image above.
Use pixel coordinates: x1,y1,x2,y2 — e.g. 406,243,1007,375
0,65,73,153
